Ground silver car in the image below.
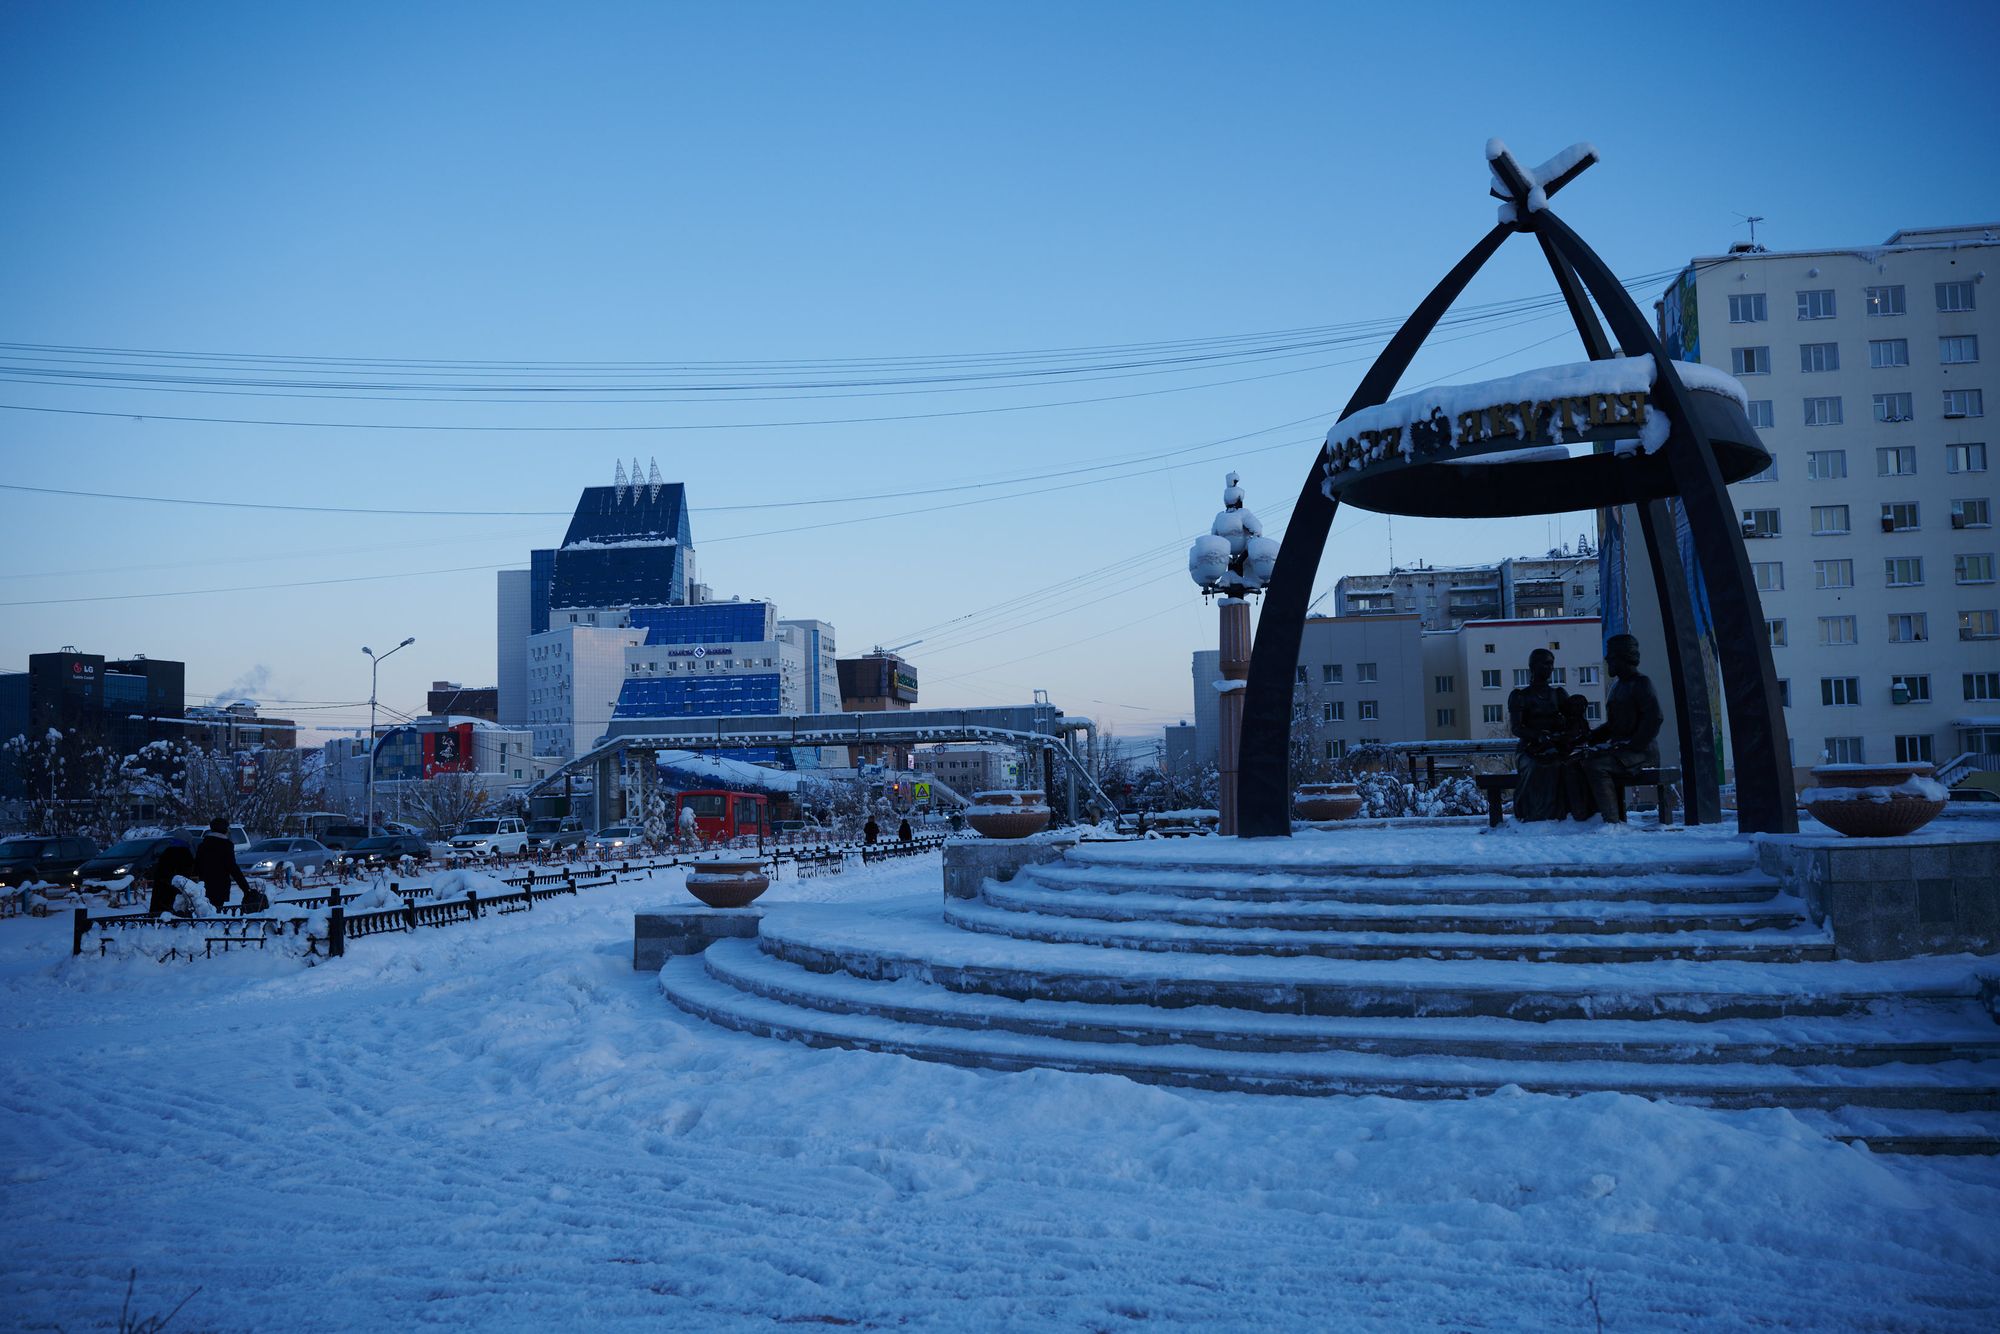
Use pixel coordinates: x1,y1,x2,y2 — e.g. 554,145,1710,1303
242,837,335,878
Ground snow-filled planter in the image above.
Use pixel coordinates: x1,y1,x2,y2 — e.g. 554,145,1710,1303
684,858,771,909
964,790,1052,840
1294,782,1363,822
1800,763,1948,838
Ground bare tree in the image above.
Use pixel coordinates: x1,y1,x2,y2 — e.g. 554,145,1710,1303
399,774,491,838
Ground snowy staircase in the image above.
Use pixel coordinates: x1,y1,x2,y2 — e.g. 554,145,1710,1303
657,834,2000,1129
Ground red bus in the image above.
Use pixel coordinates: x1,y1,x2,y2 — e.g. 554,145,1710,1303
675,790,769,844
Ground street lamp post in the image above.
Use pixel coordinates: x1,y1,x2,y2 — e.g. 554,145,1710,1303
363,637,415,833
1188,473,1279,837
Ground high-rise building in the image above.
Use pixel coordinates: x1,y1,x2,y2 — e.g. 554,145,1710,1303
1655,223,1998,779
495,569,531,726
526,622,643,760
1190,649,1220,768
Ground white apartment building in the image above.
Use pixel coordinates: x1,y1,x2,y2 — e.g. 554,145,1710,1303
1421,618,1606,743
1663,224,1998,778
527,623,644,761
1335,554,1599,629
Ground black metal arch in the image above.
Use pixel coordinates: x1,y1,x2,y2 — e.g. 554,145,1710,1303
1237,168,1796,836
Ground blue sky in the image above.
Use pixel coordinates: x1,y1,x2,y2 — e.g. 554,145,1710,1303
2,0,1993,746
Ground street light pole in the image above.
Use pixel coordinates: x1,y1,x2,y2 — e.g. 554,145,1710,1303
363,637,415,833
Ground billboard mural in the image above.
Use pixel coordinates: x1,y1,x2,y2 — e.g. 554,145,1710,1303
1660,267,1699,363
423,722,477,778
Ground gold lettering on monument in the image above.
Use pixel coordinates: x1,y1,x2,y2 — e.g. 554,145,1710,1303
1330,388,1660,474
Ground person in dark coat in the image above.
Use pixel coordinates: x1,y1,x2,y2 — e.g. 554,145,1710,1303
862,817,880,846
148,837,195,916
897,818,912,843
192,817,252,910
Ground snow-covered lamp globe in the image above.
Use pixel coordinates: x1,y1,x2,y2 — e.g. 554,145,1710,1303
1188,471,1276,838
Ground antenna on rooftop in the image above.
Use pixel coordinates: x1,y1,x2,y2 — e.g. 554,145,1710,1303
1734,213,1766,249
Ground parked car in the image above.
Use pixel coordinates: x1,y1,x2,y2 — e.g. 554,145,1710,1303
73,836,184,885
1947,785,2000,803
449,817,529,857
336,835,433,870
171,824,252,853
242,837,336,878
585,825,645,856
525,818,586,852
317,823,375,850
0,834,101,887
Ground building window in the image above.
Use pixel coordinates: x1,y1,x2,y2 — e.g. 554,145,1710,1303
1359,700,1379,720
1796,289,1836,320
1742,508,1781,538
1813,559,1853,589
1586,701,1603,721
1806,450,1846,481
1483,643,1496,654
1954,498,1992,529
1888,612,1928,643
1963,611,1999,641
1800,342,1840,373
1824,736,1865,764
1323,701,1344,722
1729,293,1767,323
1884,556,1924,587
1874,392,1915,423
1944,389,1984,419
1937,281,1977,313
1865,285,1906,317
1577,666,1599,685
1742,458,1779,484
1295,666,1308,685
1947,443,1988,474
1753,561,1784,591
1877,446,1917,476
1550,667,1567,684
1821,677,1860,707
1436,708,1455,727
1324,739,1346,760
1817,616,1856,647
1434,675,1454,693
1940,335,1979,365
1767,619,1788,646
1891,674,1931,703
1513,668,1531,687
1732,346,1770,376
1321,664,1342,683
1963,670,2000,701
1778,679,1792,707
1957,553,1997,585
1747,399,1774,429
1482,704,1504,724
1803,396,1844,426
1811,504,1850,535
1868,338,1909,369
1357,662,1378,683
1895,735,1935,764
1881,502,1920,532
1480,669,1502,689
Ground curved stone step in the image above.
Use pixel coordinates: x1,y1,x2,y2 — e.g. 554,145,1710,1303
700,939,2000,1068
944,897,1835,964
1019,860,1788,906
754,899,1970,1021
1065,832,1758,883
985,877,1808,936
660,956,2000,1109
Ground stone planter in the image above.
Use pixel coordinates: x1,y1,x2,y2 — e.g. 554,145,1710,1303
684,858,772,909
965,790,1052,840
1802,763,1948,839
1295,782,1364,821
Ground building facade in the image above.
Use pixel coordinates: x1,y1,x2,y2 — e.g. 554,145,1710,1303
919,743,1026,797
1657,223,1998,778
1334,554,1599,630
0,650,186,755
425,682,500,722
1419,618,1606,744
527,622,644,760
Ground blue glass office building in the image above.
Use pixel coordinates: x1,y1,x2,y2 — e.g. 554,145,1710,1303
612,602,798,767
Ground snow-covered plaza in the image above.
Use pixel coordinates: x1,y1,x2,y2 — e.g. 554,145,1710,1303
6,843,1999,1332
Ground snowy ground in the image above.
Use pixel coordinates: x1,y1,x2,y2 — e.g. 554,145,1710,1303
3,850,1999,1331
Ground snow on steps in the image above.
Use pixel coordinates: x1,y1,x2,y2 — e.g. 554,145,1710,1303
944,896,1836,964
754,899,1965,1021
694,938,2000,1070
988,875,1810,936
1020,859,1789,905
660,955,2000,1110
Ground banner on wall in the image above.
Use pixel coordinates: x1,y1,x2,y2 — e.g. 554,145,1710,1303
422,723,477,778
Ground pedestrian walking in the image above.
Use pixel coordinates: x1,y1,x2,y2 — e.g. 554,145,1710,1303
193,817,253,911
897,818,912,843
862,817,880,846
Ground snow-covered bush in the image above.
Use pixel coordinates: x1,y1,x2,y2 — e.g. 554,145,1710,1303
1347,772,1485,819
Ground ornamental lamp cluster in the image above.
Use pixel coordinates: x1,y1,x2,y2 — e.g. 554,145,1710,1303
1187,472,1280,600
